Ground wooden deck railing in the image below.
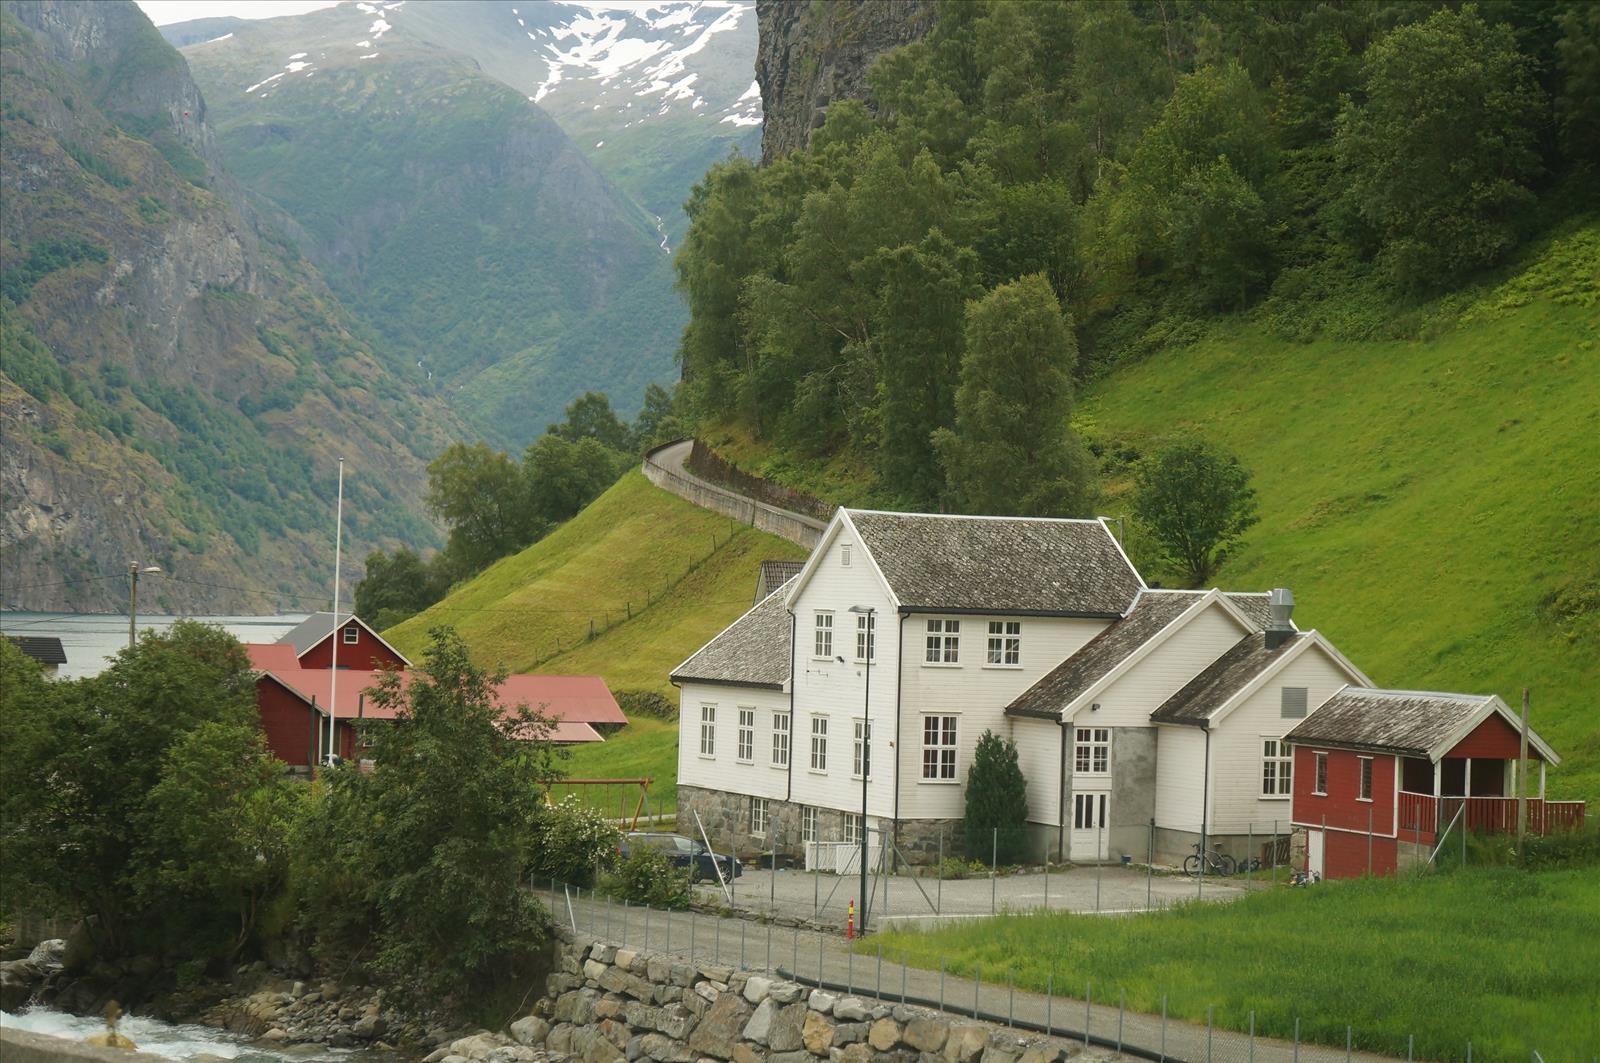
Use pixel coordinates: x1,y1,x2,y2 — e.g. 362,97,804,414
1397,792,1586,837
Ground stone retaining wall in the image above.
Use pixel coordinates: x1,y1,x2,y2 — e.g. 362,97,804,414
641,440,826,551
680,785,966,867
499,930,1112,1063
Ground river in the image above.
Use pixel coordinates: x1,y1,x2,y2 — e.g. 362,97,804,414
0,613,309,679
0,1007,354,1063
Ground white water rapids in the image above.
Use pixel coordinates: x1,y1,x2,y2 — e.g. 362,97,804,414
0,1008,357,1063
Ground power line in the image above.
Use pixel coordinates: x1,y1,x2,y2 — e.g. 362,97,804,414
2,574,130,592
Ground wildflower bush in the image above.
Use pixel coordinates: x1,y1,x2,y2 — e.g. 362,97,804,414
601,848,691,910
528,794,622,886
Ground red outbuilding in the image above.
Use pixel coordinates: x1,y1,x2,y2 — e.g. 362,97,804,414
1285,687,1583,879
279,612,411,672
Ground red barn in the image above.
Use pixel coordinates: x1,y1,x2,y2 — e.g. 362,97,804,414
279,612,411,672
1285,687,1582,879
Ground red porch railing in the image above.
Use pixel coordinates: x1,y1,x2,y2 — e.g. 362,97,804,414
1397,792,1586,837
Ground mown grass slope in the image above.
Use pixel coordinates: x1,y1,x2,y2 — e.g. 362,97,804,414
869,863,1600,1059
388,470,807,808
1083,222,1600,801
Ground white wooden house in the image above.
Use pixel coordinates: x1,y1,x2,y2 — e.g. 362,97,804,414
672,508,1367,866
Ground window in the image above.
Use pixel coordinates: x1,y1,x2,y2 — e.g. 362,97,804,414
853,719,871,779
343,624,360,645
771,711,790,767
1261,739,1293,796
750,797,769,838
855,612,876,662
810,715,828,772
736,708,755,762
814,611,834,658
842,813,864,845
841,543,852,567
698,704,716,757
801,806,818,844
922,715,958,780
1358,757,1374,801
986,621,1021,665
925,619,960,663
1313,752,1329,795
1281,687,1308,719
1074,727,1110,774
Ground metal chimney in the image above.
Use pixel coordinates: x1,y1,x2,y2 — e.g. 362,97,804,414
1265,587,1295,649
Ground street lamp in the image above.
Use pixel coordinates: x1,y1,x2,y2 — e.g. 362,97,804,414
847,604,875,929
128,563,162,649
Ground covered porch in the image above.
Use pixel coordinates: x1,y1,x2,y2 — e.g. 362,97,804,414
1395,754,1585,841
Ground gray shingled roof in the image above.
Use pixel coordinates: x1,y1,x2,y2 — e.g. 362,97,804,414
1150,630,1308,725
6,635,66,665
1282,688,1495,757
847,511,1142,616
672,577,795,689
1006,591,1272,719
756,560,806,603
279,612,343,654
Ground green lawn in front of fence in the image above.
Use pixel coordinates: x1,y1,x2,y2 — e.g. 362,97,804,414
863,865,1600,1061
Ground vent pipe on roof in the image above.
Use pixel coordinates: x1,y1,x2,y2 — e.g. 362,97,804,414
1266,587,1295,649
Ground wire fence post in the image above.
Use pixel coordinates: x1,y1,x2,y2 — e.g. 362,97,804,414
623,899,629,946
1272,819,1279,879
901,953,907,1004
937,830,944,915
1249,1010,1256,1063
1368,806,1374,876
1085,984,1091,1048
1294,1017,1301,1062
1118,988,1125,1052
1147,819,1155,911
1207,1005,1214,1063
876,941,883,1002
975,963,982,1020
847,940,853,994
645,902,651,951
1161,995,1168,1062
1043,834,1050,912
1045,974,1052,1037
991,827,998,915
939,958,946,1013
1347,1024,1353,1062
690,906,696,960
1007,969,1014,1027
1096,815,1103,911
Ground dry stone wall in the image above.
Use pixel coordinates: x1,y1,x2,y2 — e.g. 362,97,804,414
506,930,1114,1063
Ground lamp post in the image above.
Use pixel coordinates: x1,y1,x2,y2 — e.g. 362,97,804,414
848,604,875,930
127,563,161,649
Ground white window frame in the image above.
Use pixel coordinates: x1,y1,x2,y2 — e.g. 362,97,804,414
750,797,769,838
698,704,716,758
736,707,755,763
771,710,790,768
852,719,871,780
1261,737,1293,798
985,620,1021,666
801,806,818,844
924,618,960,665
813,611,834,659
842,813,864,846
343,624,360,645
1313,751,1329,795
1074,727,1110,775
855,612,875,662
809,715,828,773
1358,756,1374,802
841,542,852,567
921,714,959,781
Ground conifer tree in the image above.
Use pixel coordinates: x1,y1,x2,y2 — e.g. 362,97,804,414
963,730,1031,865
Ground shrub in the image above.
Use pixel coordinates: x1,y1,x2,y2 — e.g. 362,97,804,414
963,730,1031,865
528,795,622,886
602,848,691,910
615,689,675,720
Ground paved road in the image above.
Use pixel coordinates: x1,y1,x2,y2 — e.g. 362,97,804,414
695,864,1255,930
538,881,1404,1063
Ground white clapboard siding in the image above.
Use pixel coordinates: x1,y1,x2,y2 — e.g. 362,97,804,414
676,681,793,802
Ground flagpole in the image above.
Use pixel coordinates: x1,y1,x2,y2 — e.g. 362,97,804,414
327,458,344,767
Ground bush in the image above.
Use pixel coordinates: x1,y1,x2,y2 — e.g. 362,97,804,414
601,848,691,910
963,730,1031,865
528,795,622,886
615,689,675,720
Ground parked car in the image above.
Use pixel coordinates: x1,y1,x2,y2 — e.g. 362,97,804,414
619,832,742,882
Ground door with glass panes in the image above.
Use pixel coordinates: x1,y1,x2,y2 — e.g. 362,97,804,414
1070,725,1111,861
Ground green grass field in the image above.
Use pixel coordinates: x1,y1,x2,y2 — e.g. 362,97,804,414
387,470,806,811
865,866,1600,1060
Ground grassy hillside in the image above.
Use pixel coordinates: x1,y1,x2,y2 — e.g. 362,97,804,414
387,470,808,807
1083,222,1600,801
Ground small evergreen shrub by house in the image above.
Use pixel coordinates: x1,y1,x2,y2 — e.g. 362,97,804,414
963,730,1032,865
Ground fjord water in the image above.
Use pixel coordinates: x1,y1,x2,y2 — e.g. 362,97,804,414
0,613,307,679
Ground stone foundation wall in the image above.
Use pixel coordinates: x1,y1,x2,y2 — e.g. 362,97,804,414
678,785,963,866
504,930,1104,1063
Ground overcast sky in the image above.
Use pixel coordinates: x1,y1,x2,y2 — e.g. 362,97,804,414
137,1,342,26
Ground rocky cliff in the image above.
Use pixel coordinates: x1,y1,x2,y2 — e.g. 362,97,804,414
754,0,935,164
0,1,451,612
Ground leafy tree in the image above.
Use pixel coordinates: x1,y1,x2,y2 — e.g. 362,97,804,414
1335,6,1545,287
355,546,456,630
631,382,683,451
425,441,539,574
963,730,1031,865
1131,440,1260,587
550,391,631,452
1554,4,1600,164
524,433,632,526
934,274,1092,516
310,627,557,1006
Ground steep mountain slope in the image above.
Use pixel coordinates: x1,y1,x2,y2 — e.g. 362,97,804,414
0,0,450,613
180,2,682,445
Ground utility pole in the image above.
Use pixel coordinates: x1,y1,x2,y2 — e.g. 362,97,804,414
1517,689,1530,846
327,459,345,766
127,562,161,649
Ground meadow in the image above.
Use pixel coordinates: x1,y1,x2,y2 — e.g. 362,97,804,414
865,864,1600,1061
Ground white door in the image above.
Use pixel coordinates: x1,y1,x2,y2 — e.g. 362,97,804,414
1308,829,1325,878
1070,791,1109,861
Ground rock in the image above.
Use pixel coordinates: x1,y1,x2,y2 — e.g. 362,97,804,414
290,982,307,998
353,1014,386,1039
0,961,41,1011
834,997,870,1022
767,1002,809,1052
613,949,639,972
656,1003,695,1040
770,981,805,1005
62,919,97,975
583,959,608,983
943,1024,988,1063
903,1017,948,1053
647,957,672,985
743,999,776,1044
262,1030,289,1043
808,990,838,1015
511,1015,551,1047
742,975,774,1004
320,983,342,1001
450,1032,509,1060
686,989,751,1058
26,940,67,968
835,1044,873,1063
867,1018,901,1051
547,1025,574,1054
731,1045,764,1063
832,1021,869,1046
802,1011,835,1054
698,963,733,983
1017,1047,1063,1063
693,981,721,1004
421,1049,450,1062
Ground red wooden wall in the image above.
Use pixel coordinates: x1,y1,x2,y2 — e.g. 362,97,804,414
299,623,406,672
257,677,355,764
1292,746,1397,835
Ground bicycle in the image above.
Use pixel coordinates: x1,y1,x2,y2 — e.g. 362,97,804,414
1183,842,1236,877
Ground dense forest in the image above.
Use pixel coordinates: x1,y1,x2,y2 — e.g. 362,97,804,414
674,1,1599,512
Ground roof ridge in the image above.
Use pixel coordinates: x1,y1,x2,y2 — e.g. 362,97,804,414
844,508,1106,525
1343,686,1494,701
